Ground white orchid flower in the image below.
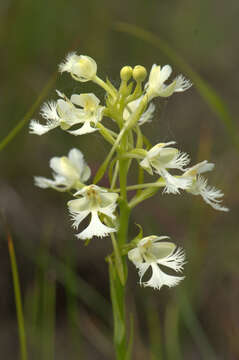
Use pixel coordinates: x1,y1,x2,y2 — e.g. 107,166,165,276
59,52,97,82
123,96,155,125
140,142,191,193
145,64,192,101
183,160,229,212
67,93,104,136
29,91,104,136
35,148,90,191
128,235,185,291
68,185,118,240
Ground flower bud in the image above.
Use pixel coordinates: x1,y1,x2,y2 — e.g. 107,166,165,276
120,66,133,81
132,65,147,82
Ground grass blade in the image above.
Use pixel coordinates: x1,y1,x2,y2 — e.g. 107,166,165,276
6,227,28,360
0,73,57,152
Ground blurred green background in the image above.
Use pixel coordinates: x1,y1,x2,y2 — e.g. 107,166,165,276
1,0,239,359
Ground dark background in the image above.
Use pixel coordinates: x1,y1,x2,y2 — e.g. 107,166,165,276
0,0,239,359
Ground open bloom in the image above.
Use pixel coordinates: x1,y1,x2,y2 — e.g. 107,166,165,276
67,93,104,135
29,91,104,136
35,148,91,191
123,96,155,125
140,142,191,193
59,53,97,82
128,236,185,290
145,64,192,101
183,160,229,211
68,185,118,240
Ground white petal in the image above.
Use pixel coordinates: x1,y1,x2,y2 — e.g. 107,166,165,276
197,176,229,212
68,148,91,182
128,248,143,265
150,242,176,259
157,246,186,272
68,197,91,213
34,176,57,188
152,147,179,166
50,157,65,176
158,81,177,97
159,65,172,84
138,102,155,125
174,75,192,92
139,157,153,175
69,209,90,229
40,101,59,121
167,151,190,170
77,211,116,239
29,119,59,135
68,122,98,136
184,160,215,177
99,202,117,219
34,175,69,190
74,184,102,197
59,52,78,73
57,99,84,126
143,263,184,290
159,169,191,194
198,161,215,174
71,93,100,108
147,64,159,87
99,192,119,207
137,262,151,284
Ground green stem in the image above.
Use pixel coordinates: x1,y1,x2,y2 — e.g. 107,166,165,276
93,75,117,99
109,204,131,360
7,231,28,360
114,180,165,192
109,152,132,359
110,160,119,190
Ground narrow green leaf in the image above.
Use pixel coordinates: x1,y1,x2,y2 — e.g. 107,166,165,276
109,261,125,345
6,225,28,360
0,73,57,152
165,301,182,360
180,291,218,360
125,313,134,360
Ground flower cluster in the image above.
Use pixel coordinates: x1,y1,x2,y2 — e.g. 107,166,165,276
31,52,228,290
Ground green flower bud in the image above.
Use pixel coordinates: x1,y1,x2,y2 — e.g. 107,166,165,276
133,65,147,82
120,66,133,81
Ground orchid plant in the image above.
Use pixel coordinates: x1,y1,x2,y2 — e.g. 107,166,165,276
30,53,228,359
